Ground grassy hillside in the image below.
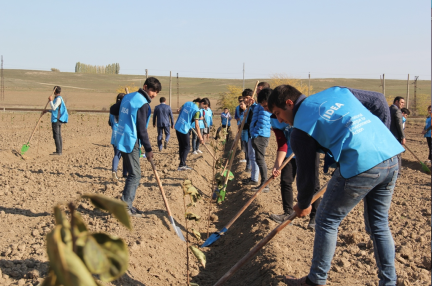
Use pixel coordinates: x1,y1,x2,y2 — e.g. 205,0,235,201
1,69,430,115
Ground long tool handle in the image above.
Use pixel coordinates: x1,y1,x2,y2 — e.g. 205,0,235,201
213,182,328,286
125,87,129,94
404,144,422,163
191,128,217,160
220,80,259,188
224,153,294,230
149,158,173,217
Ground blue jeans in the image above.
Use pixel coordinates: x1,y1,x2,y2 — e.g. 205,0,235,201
247,139,259,182
112,145,128,176
308,156,398,286
192,128,204,151
157,126,170,150
121,143,141,210
241,140,250,169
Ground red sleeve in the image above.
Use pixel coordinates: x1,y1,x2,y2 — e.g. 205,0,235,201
273,128,288,152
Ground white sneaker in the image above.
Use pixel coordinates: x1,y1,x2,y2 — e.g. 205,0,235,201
239,159,247,163
112,172,119,180
197,150,203,154
192,151,198,155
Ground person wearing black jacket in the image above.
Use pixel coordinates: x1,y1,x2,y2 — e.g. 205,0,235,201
110,77,161,216
389,96,406,172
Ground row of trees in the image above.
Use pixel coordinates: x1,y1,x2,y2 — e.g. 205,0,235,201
75,62,120,74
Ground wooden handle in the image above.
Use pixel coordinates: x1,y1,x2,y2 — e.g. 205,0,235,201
224,153,295,229
190,128,217,160
149,158,173,217
213,182,328,286
125,87,129,94
404,144,422,163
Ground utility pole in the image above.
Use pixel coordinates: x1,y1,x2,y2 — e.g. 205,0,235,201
177,73,179,109
145,69,148,79
380,74,385,97
406,74,410,108
413,76,419,115
169,71,172,107
242,63,245,90
308,72,310,96
1,55,4,102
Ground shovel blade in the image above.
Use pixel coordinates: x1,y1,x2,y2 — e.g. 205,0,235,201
420,162,431,174
201,227,227,248
21,143,30,155
169,216,186,242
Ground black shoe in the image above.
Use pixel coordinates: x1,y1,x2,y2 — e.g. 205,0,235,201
50,152,62,156
270,213,292,224
244,179,259,186
127,208,142,217
164,141,168,149
253,184,270,193
130,207,144,214
308,216,316,230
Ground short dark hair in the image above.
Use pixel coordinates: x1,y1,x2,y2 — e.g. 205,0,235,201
257,82,270,89
224,107,228,110
144,77,162,92
401,108,410,115
268,85,302,112
242,88,253,97
116,93,125,102
257,88,272,104
160,97,166,103
201,98,210,107
54,86,61,94
393,96,404,103
193,98,201,103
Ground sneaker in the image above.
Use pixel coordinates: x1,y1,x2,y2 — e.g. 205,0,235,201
178,166,187,171
50,152,62,156
127,208,142,217
307,216,316,230
270,213,292,224
278,276,320,286
244,179,259,186
112,172,119,180
424,160,431,164
141,153,146,158
164,141,168,149
197,150,203,154
184,166,193,170
130,207,144,214
239,159,247,163
253,184,270,193
159,147,163,152
191,151,198,155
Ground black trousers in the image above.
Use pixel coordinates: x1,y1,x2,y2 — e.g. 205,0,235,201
280,157,322,217
176,130,190,167
52,122,62,153
252,136,270,185
427,137,431,160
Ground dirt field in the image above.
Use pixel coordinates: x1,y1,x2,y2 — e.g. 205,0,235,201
0,112,430,286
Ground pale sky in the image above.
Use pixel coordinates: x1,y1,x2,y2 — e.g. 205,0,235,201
1,0,430,80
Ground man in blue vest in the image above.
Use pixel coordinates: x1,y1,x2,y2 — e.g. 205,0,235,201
153,97,174,151
44,86,68,155
110,77,161,216
268,85,404,286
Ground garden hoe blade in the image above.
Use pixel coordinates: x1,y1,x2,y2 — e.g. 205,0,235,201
201,227,227,247
21,143,30,155
169,216,186,242
405,144,431,174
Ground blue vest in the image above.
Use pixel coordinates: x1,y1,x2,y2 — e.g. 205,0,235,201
241,130,249,142
51,96,69,123
198,109,205,128
175,102,199,134
425,117,431,137
221,113,231,126
204,108,213,126
270,117,294,157
294,86,404,178
250,104,271,138
109,114,119,145
237,107,246,126
115,92,150,153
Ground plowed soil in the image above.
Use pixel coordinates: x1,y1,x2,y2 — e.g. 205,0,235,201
0,112,430,286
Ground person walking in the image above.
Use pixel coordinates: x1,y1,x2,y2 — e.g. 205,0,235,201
153,97,174,151
389,96,406,172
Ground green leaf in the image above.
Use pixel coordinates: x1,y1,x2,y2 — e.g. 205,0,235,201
83,236,111,275
46,226,97,286
185,212,201,222
190,246,206,268
191,228,201,241
90,233,129,282
54,206,70,228
82,194,131,230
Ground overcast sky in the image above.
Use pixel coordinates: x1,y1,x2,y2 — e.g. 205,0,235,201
1,0,430,80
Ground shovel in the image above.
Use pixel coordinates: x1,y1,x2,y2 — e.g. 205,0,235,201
149,158,186,242
404,144,431,174
21,88,57,155
202,153,295,247
213,182,328,286
191,128,217,160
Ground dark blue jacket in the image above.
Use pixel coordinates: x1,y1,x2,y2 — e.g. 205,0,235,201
153,103,174,127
